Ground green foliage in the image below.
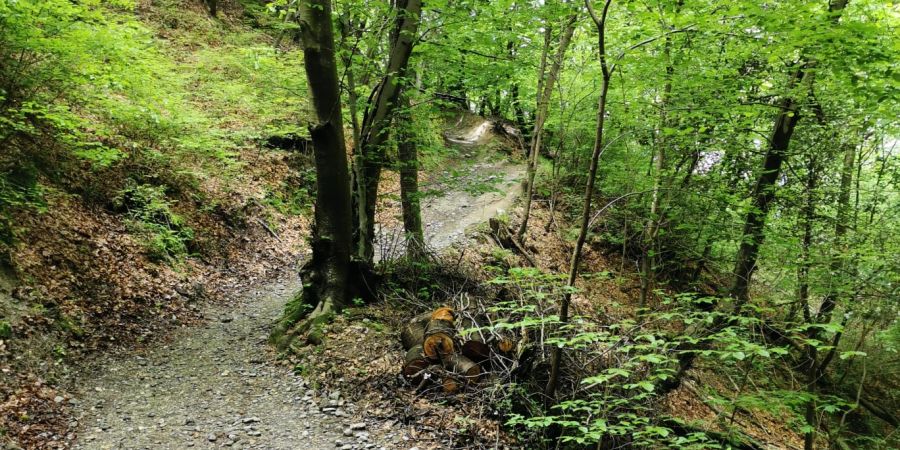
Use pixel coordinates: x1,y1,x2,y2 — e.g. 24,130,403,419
486,268,817,448
114,183,194,263
0,320,11,339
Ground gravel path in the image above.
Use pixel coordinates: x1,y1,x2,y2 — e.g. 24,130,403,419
72,278,386,450
71,118,523,449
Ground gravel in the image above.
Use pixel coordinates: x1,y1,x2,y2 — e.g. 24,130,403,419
71,278,387,449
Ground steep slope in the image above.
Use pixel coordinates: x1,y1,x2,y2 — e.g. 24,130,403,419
0,2,312,447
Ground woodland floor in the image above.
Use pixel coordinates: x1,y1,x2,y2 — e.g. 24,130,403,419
68,121,524,450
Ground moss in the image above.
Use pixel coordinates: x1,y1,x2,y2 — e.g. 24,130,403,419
303,312,334,347
269,287,338,351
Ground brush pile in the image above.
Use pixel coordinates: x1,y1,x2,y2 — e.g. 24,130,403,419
400,306,519,393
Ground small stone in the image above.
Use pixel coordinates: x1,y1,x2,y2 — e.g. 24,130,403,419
242,417,260,424
343,428,353,437
54,396,64,403
207,433,217,442
350,422,366,431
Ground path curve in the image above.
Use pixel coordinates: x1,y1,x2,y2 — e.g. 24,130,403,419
71,118,524,449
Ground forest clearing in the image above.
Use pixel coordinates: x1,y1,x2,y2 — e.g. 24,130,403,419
0,0,897,449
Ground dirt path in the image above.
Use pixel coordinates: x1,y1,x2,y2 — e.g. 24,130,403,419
376,119,525,258
71,119,523,449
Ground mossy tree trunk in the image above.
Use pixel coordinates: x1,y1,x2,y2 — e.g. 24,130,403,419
271,0,353,350
397,95,425,259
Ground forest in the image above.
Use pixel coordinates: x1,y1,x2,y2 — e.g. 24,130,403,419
0,0,897,449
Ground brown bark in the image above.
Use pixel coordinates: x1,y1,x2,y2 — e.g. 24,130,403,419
402,345,430,383
271,0,352,349
461,340,491,364
441,353,481,381
401,318,427,350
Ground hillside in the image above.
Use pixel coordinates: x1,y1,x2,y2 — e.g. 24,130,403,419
1,1,312,446
2,1,898,449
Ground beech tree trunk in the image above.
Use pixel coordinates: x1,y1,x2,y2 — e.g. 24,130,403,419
517,13,578,240
353,0,423,262
271,0,352,349
397,96,425,258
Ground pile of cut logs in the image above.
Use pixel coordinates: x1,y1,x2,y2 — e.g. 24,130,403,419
400,307,515,393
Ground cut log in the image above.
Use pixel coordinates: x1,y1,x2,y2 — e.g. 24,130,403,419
442,353,481,382
402,345,430,383
458,316,485,341
441,376,460,394
461,340,491,364
430,306,454,323
423,319,455,361
399,312,431,350
496,337,515,353
401,320,427,351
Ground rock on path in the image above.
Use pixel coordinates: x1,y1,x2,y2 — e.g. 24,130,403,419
72,278,384,450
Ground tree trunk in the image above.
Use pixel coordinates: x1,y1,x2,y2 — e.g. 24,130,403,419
338,16,364,151
639,28,674,308
353,0,423,263
658,67,807,394
730,68,805,307
397,96,425,259
205,0,218,17
517,13,578,241
792,155,817,324
271,0,352,350
546,0,611,401
659,0,848,397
